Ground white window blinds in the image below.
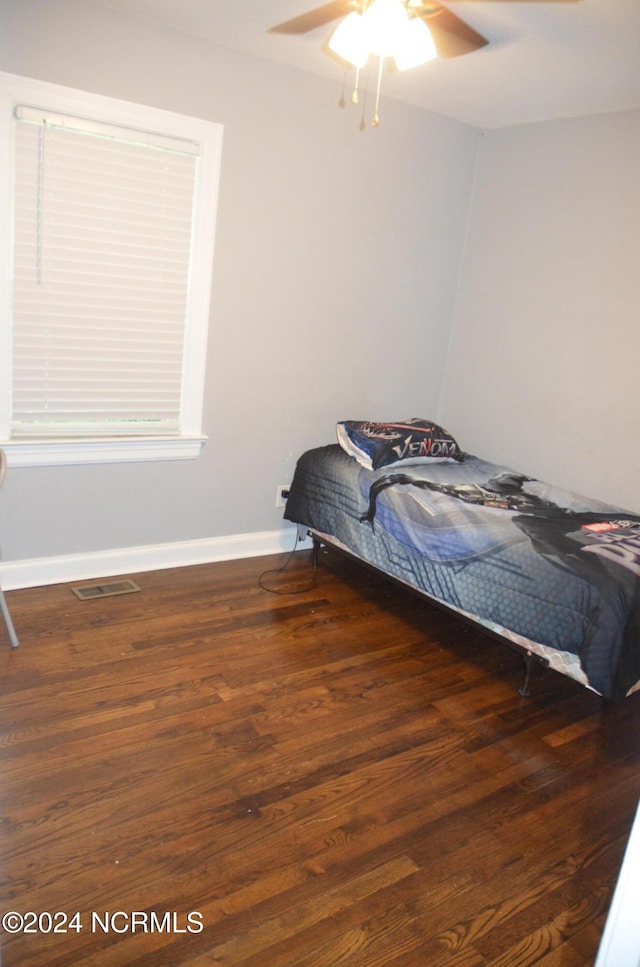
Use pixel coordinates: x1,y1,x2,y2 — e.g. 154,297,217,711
11,106,200,437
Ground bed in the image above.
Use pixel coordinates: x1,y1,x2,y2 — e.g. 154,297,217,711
284,420,640,701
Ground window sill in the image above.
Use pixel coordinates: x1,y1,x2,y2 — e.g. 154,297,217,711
0,435,208,467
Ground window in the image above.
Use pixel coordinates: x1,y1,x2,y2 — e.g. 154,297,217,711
0,72,223,466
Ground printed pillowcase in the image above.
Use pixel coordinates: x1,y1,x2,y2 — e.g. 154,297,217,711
337,418,464,471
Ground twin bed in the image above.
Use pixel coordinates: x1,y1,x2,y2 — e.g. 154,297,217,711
284,420,640,701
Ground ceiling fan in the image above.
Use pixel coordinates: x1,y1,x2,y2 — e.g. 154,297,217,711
268,0,584,60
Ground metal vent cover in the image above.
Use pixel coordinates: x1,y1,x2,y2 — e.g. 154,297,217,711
71,579,141,601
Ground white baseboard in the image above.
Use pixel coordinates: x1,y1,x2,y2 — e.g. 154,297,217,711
0,526,312,591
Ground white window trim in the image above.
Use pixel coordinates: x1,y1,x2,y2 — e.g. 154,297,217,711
0,71,223,468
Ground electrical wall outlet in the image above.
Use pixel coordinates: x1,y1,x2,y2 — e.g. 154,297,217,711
275,484,290,508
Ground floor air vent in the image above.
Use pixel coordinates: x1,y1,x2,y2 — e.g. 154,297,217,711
71,579,141,601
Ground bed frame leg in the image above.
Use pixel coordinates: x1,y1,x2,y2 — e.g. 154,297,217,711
311,536,321,570
519,651,533,697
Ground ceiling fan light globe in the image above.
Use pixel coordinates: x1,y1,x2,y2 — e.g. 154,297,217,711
328,12,370,68
394,17,438,70
362,0,409,57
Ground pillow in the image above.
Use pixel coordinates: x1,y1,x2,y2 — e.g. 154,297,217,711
336,418,464,471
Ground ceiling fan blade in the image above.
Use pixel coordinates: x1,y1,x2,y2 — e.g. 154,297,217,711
268,1,356,34
452,0,583,3
419,6,488,58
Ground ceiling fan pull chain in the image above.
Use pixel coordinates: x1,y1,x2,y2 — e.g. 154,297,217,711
372,56,384,126
339,68,348,108
351,66,361,105
359,62,372,130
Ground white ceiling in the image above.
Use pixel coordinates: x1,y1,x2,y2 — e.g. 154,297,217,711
88,0,640,128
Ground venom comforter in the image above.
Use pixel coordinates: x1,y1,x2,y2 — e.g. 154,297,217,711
284,444,640,700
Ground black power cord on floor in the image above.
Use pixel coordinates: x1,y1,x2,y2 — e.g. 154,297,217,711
258,529,318,595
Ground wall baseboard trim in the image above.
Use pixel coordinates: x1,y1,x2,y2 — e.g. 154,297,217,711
0,527,311,591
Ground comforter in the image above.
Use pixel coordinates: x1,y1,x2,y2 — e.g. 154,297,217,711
285,444,640,700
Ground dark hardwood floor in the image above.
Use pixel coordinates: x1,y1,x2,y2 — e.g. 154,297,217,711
1,547,639,966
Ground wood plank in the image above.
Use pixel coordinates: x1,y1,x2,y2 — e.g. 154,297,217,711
1,549,639,965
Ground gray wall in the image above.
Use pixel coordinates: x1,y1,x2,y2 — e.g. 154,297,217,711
3,0,637,574
440,110,640,511
0,0,479,562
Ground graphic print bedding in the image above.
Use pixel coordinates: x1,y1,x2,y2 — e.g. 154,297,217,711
284,444,640,700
